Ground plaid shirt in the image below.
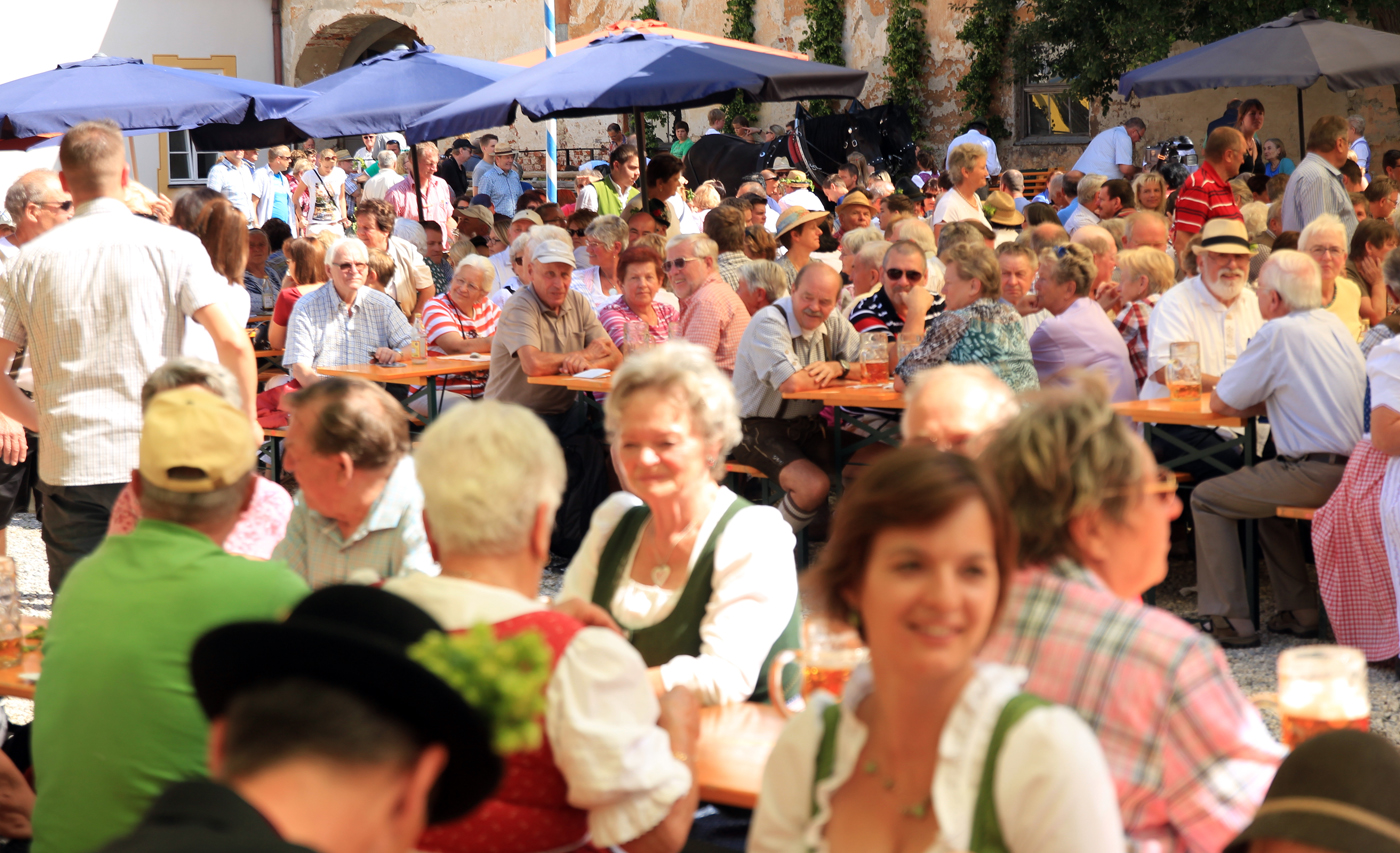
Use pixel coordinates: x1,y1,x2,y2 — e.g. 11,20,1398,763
1172,161,1241,237
679,274,751,374
980,560,1284,853
1113,295,1159,391
716,251,748,291
283,284,414,372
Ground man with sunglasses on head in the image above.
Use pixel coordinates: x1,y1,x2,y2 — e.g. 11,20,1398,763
665,234,749,375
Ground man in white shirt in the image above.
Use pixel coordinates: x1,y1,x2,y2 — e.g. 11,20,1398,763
944,119,1001,177
1072,118,1146,178
0,120,256,590
777,171,825,213
206,150,255,224
1064,174,1106,234
360,151,401,201
1193,250,1365,648
704,108,725,135
1142,218,1263,483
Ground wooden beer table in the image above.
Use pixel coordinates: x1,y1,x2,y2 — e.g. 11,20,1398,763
695,702,787,808
319,356,490,420
526,373,613,394
0,619,48,700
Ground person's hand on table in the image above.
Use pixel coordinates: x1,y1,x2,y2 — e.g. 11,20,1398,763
585,337,619,361
560,353,593,374
0,415,26,466
550,598,622,635
373,347,402,365
806,361,842,387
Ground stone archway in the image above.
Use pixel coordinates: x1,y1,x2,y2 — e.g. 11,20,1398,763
293,13,421,86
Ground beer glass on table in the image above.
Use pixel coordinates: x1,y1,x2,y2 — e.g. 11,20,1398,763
1276,645,1370,748
769,617,868,716
0,558,20,669
1167,341,1201,402
624,320,652,355
858,332,890,385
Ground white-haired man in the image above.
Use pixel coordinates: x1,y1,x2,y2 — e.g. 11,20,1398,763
736,260,789,317
1194,250,1365,648
1142,218,1263,482
284,237,414,388
1064,174,1106,235
385,400,700,852
901,364,1018,455
1001,169,1028,211
1072,224,1118,299
360,150,401,202
0,120,256,590
667,233,750,374
1072,117,1146,178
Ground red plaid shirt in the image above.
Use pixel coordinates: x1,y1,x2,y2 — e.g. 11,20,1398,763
1113,294,1159,391
678,274,750,374
1172,161,1242,237
980,560,1284,853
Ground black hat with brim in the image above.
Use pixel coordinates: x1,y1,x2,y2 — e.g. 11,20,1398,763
1225,729,1400,853
191,585,502,825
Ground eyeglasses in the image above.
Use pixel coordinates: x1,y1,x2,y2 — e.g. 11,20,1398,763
511,256,524,265
336,262,368,273
35,200,73,212
1104,466,1180,501
1308,246,1346,258
885,268,924,282
568,228,588,238
663,257,700,272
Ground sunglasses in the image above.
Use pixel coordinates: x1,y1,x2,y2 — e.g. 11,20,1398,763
36,200,74,212
663,257,701,272
568,228,588,238
885,268,924,282
336,262,368,273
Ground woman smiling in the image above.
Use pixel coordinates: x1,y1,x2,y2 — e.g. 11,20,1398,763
414,255,500,411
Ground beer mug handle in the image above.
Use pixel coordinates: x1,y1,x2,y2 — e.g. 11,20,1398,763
770,649,801,718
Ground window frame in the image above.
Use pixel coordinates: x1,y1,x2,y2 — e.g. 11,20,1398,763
1017,79,1093,145
151,54,238,197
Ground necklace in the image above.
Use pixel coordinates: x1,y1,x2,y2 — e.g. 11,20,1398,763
648,512,703,586
1324,281,1338,309
861,758,933,819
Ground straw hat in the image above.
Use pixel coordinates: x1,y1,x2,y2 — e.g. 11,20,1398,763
780,170,811,187
775,205,828,238
1191,218,1256,255
835,190,876,216
984,191,1025,227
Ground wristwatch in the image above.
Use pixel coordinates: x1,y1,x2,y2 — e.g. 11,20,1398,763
838,360,851,378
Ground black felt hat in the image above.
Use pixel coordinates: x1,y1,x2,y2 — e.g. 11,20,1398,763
1225,729,1400,853
190,585,502,825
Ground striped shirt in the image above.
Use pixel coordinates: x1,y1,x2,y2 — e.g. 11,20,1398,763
845,285,944,419
1172,161,1241,237
678,274,751,375
980,559,1284,853
598,296,679,350
283,283,414,372
1280,152,1359,242
273,455,436,589
0,198,227,486
421,294,500,397
732,296,862,419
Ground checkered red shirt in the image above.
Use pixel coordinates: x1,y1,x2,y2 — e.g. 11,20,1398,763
1172,161,1242,237
980,560,1284,853
678,274,750,374
385,174,455,248
1113,295,1158,391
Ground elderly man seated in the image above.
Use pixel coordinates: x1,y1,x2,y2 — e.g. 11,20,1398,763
667,233,750,374
283,237,414,387
900,363,1018,456
736,260,789,317
1142,218,1263,482
385,401,700,853
1194,250,1366,648
274,378,434,587
32,388,307,853
732,264,862,531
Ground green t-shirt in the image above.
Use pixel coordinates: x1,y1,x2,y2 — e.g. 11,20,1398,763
31,519,309,853
671,139,695,158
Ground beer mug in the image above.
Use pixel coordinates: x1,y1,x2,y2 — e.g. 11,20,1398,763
1254,645,1370,748
858,331,890,384
624,320,652,354
0,558,20,669
769,617,868,717
1167,341,1202,402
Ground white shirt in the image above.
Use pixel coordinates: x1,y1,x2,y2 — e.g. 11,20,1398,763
489,249,513,294
250,166,290,227
1073,126,1136,179
559,488,798,706
704,128,722,135
931,189,990,229
0,198,226,485
183,281,250,363
571,266,623,314
361,168,400,201
748,662,1125,853
384,574,692,849
1215,308,1364,457
206,159,255,222
1064,204,1101,234
0,238,16,260
575,183,600,212
779,188,826,213
1141,275,1263,400
944,129,1001,175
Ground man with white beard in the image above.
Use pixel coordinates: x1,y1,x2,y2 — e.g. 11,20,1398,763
1141,219,1263,483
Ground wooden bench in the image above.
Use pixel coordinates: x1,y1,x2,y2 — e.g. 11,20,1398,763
1276,506,1317,521
1020,168,1056,197
261,427,287,482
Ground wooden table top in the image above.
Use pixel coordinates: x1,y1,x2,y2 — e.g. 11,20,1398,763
782,380,905,409
696,701,787,809
249,315,273,325
1112,393,1248,428
253,349,284,358
526,373,613,393
319,357,490,386
0,619,48,701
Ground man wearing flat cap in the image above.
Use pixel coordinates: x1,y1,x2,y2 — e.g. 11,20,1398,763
31,388,308,853
97,584,500,853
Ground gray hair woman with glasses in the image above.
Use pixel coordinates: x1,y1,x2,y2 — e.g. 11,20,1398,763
894,241,1039,393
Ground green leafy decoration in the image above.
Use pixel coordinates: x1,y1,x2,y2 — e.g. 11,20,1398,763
408,625,553,755
799,0,846,117
724,0,760,130
952,0,1014,140
883,0,932,140
634,0,658,19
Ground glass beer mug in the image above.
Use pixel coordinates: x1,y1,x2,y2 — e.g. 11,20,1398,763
768,617,868,717
1255,645,1370,748
858,331,890,385
1167,341,1202,402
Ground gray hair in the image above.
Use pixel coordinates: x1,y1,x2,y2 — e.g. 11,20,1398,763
414,400,567,556
1072,224,1115,258
1000,170,1024,193
4,170,60,221
739,260,789,302
948,143,986,178
855,240,894,271
1299,213,1347,253
890,218,937,255
1349,115,1366,135
839,225,885,254
1123,210,1168,245
667,232,719,261
393,218,428,254
377,150,397,170
1258,249,1323,312
510,232,533,263
1239,202,1269,238
901,364,1018,442
141,357,242,411
1267,200,1282,225
453,253,498,294
584,214,628,250
326,236,368,267
140,472,252,527
527,224,572,255
1077,174,1107,205
938,220,985,254
604,341,742,480
1048,172,1065,196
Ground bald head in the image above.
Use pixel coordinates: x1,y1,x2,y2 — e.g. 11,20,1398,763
901,365,1018,455
1072,224,1118,287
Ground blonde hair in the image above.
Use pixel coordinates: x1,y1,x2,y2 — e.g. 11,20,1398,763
941,242,1000,300
1130,172,1169,214
948,143,986,179
692,182,722,211
1116,247,1175,296
890,217,937,256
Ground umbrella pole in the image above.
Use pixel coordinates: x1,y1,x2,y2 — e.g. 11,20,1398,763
1297,88,1306,163
636,106,648,209
411,144,426,228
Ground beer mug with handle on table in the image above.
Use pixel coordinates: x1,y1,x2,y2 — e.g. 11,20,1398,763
1253,645,1370,748
769,617,868,717
858,331,890,385
1167,341,1201,402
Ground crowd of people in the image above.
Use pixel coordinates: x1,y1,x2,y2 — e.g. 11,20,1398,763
0,102,1393,853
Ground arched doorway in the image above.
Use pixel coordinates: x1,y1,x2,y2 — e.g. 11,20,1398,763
293,13,421,86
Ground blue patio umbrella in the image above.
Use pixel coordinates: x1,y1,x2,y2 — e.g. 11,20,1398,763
404,30,868,205
0,55,314,146
1118,9,1400,156
282,45,520,138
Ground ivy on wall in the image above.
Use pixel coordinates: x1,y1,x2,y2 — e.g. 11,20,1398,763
882,0,931,139
723,0,760,131
952,0,1014,139
798,0,846,117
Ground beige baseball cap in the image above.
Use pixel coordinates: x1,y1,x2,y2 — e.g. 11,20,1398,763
139,388,256,493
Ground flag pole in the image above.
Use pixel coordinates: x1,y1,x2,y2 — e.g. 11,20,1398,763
544,0,558,203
